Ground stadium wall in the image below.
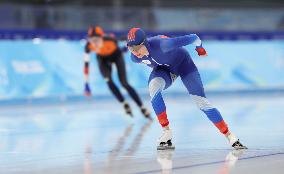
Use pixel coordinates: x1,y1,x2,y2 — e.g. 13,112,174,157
0,31,284,102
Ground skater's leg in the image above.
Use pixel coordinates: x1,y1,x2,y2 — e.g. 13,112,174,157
179,61,229,135
115,55,143,107
98,57,133,116
149,77,169,127
148,68,177,150
97,58,125,103
148,68,174,127
180,61,247,149
149,76,175,150
115,55,151,118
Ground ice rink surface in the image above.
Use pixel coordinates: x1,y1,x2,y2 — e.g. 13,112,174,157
0,94,284,174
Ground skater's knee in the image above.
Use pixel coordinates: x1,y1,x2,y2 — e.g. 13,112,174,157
104,77,111,83
120,80,130,88
190,94,213,110
106,78,115,87
149,77,166,99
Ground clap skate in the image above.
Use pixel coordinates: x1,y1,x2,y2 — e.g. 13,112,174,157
141,106,152,120
157,128,175,150
227,133,247,150
123,102,133,117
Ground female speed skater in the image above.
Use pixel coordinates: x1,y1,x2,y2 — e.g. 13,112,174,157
83,26,151,119
126,28,247,150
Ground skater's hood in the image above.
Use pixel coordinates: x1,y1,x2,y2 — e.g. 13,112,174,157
127,28,147,46
88,26,104,37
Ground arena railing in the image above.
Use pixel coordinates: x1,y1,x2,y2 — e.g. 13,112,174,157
1,29,284,40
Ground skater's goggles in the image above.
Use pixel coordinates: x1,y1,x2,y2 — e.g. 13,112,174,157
127,42,145,52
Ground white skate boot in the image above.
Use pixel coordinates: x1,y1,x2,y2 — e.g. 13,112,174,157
227,133,247,150
157,128,175,150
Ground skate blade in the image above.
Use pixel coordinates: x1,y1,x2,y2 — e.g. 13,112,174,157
157,146,175,150
234,146,248,150
233,144,248,150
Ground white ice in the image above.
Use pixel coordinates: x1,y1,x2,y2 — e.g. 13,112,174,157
0,94,283,174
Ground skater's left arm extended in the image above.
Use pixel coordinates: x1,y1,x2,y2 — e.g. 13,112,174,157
160,34,207,56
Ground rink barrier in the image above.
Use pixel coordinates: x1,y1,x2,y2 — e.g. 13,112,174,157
0,88,284,106
1,32,284,103
1,29,284,40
